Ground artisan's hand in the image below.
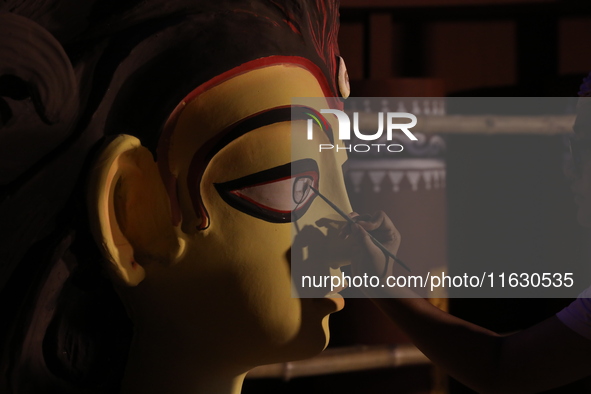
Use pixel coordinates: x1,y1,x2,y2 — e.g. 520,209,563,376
340,211,401,283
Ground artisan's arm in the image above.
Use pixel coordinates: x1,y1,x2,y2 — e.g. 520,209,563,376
347,213,591,394
373,297,591,393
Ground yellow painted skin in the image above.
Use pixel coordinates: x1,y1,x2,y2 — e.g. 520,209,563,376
88,64,352,394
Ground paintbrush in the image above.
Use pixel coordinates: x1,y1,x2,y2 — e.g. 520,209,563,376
308,185,411,272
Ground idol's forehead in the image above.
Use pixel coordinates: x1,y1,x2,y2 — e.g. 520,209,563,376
155,57,341,229
161,60,335,179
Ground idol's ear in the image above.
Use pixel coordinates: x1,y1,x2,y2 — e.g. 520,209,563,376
87,135,184,287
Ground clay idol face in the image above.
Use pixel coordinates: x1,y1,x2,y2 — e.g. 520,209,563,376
157,58,351,363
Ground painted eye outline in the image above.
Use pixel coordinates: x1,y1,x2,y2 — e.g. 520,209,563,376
214,159,319,223
186,105,333,230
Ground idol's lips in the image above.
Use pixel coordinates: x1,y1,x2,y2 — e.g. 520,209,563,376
325,276,348,298
324,285,346,312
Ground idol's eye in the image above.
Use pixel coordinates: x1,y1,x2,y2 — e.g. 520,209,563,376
293,176,314,205
214,159,319,223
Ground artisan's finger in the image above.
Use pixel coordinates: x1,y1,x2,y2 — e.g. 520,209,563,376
355,211,400,242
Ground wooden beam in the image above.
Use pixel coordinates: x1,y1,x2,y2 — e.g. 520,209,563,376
247,344,430,380
353,113,575,134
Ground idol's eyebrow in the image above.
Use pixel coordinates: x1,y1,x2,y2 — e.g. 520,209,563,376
210,105,333,153
291,106,334,144
214,158,319,192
